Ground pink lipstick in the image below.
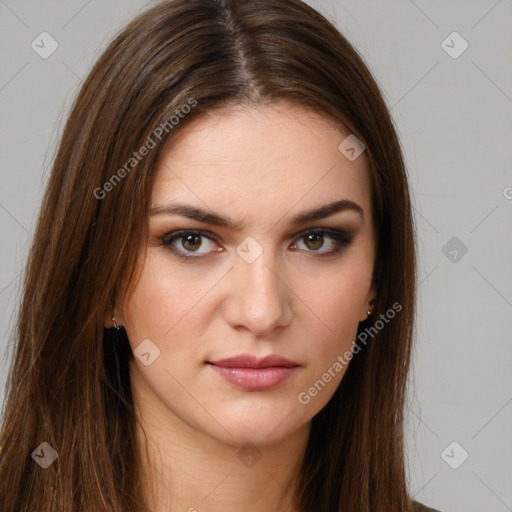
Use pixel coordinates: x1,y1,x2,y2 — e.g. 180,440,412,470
207,354,300,391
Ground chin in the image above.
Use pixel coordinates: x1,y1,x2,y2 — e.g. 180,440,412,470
201,402,307,447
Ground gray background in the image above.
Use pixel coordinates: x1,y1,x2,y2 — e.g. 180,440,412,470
1,1,511,510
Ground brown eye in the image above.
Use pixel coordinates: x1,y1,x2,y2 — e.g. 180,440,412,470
161,230,220,259
161,227,353,263
181,233,202,252
303,232,324,251
291,228,353,256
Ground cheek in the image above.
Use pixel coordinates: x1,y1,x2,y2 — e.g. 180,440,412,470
121,249,230,349
122,251,201,342
295,268,371,381
301,269,370,334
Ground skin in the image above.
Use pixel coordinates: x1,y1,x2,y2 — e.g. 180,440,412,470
105,100,377,512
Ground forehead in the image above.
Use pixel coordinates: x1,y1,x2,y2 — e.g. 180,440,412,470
151,101,372,229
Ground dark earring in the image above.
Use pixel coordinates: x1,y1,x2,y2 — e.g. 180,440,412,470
111,316,122,390
103,315,131,403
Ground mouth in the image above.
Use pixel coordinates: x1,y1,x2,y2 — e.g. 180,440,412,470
206,353,300,391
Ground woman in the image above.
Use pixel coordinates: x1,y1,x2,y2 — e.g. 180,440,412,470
0,0,442,510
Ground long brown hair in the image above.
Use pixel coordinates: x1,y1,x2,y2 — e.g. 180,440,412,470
0,0,418,510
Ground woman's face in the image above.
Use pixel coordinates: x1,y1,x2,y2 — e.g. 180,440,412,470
114,101,377,447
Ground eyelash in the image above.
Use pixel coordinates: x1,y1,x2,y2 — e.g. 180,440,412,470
160,228,354,262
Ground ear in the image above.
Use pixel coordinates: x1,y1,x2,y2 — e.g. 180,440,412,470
103,307,125,329
359,277,378,322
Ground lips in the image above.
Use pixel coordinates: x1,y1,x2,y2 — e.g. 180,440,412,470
208,354,299,369
206,354,300,391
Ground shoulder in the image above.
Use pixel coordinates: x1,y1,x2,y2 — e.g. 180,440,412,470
412,500,443,512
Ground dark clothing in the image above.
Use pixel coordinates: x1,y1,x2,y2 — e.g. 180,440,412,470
413,500,443,512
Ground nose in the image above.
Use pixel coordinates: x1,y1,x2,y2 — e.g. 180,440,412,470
223,246,293,337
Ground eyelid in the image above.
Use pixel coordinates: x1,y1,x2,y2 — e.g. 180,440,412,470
161,226,353,242
160,226,354,260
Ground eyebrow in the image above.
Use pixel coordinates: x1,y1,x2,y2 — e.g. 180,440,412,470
150,198,364,230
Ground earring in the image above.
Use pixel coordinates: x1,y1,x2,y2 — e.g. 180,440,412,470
107,314,124,393
366,302,374,317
